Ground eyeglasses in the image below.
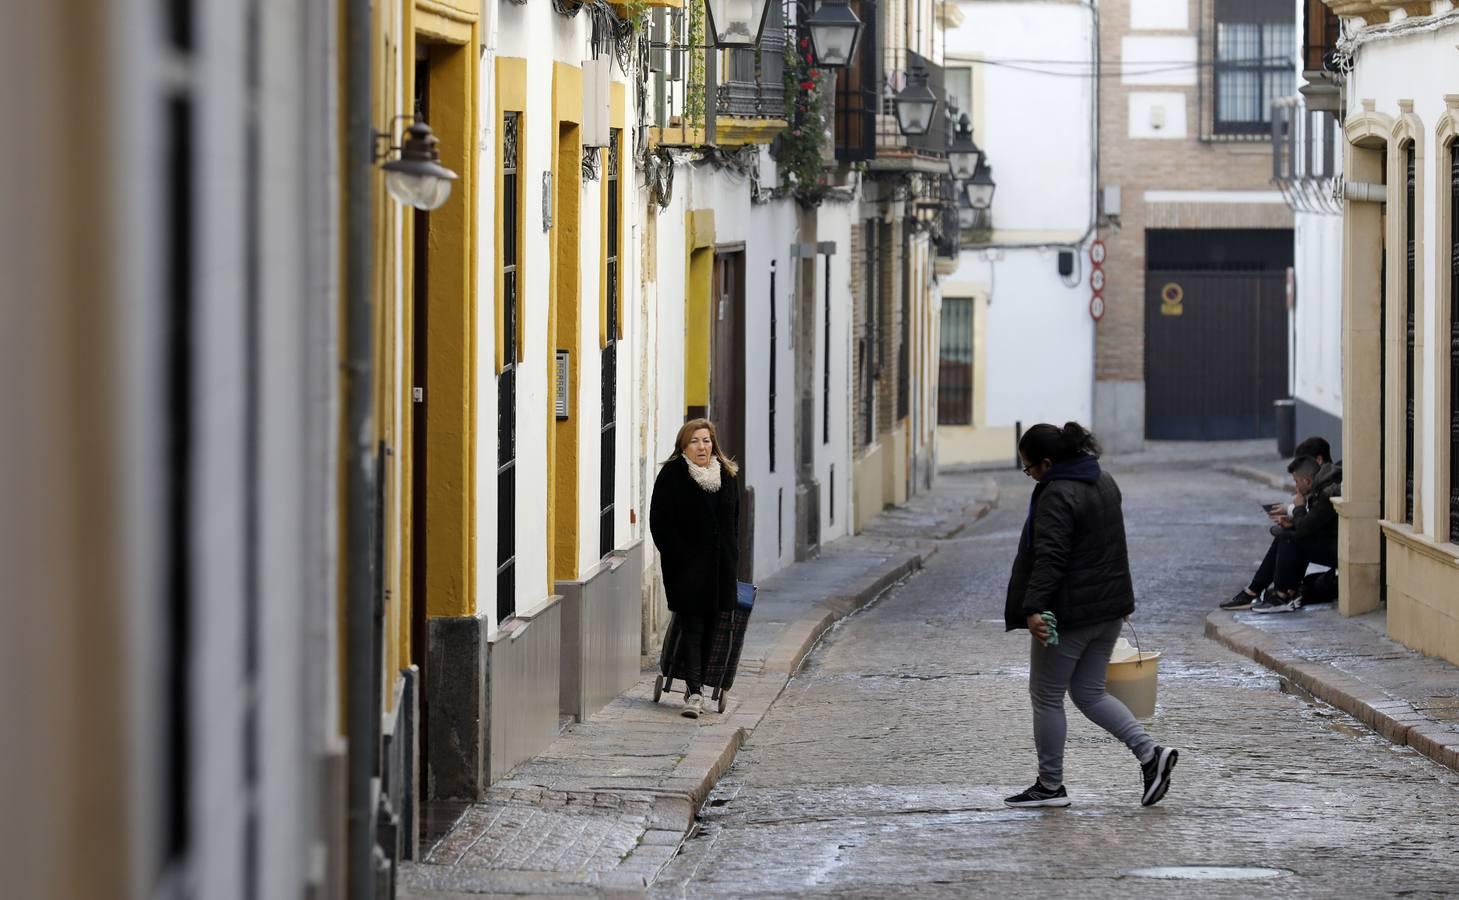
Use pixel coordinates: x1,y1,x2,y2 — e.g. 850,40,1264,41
1021,463,1037,475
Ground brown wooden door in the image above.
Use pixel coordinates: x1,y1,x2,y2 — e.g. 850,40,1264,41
710,251,752,580
1145,270,1288,440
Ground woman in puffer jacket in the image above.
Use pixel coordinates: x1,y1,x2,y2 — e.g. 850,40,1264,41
1002,422,1179,809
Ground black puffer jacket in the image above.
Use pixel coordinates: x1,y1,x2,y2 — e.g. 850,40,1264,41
1005,459,1136,632
650,456,740,616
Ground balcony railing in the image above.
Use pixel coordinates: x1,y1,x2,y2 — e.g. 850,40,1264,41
716,1,788,120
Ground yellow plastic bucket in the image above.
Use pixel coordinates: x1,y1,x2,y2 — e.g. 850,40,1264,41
1106,648,1160,719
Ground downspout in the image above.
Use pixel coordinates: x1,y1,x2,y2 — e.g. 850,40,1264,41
345,0,378,895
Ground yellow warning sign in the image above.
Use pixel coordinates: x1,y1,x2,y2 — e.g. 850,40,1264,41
1160,282,1184,317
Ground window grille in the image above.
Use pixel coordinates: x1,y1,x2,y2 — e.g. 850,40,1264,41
497,111,520,622
600,129,620,559
938,298,973,425
1406,144,1416,524
1451,143,1459,543
768,263,777,472
823,255,832,444
1211,0,1295,136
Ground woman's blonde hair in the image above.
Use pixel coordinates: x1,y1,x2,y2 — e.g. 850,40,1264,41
666,418,739,477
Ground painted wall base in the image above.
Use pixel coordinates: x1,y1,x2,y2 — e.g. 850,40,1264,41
938,425,1017,468
1294,397,1342,460
559,540,645,723
795,480,821,561
1094,380,1146,453
427,614,489,800
1336,499,1382,617
853,443,887,534
489,597,562,783
889,426,909,506
1382,525,1459,668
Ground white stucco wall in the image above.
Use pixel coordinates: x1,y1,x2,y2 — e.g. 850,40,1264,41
1347,21,1459,538
945,1,1096,237
942,1,1096,450
1293,211,1344,421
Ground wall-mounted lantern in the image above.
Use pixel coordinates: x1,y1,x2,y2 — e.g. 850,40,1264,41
965,159,997,210
378,120,458,211
957,189,976,230
893,64,938,136
705,0,773,48
806,0,864,68
948,114,983,181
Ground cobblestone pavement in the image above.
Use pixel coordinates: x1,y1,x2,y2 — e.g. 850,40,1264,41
653,460,1459,899
398,478,998,898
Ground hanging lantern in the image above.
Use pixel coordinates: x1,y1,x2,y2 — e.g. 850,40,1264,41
380,120,459,211
948,114,983,181
806,0,864,69
965,159,997,210
893,65,938,136
704,0,773,49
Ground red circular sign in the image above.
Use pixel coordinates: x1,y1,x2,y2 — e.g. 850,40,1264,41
1090,294,1106,321
1090,240,1107,265
1090,268,1106,292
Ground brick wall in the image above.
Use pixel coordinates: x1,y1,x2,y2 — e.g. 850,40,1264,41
1095,0,1294,384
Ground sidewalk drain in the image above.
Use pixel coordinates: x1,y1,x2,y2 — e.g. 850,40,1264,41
1126,866,1290,881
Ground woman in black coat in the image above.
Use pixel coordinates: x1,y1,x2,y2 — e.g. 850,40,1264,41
649,418,740,719
1002,422,1179,809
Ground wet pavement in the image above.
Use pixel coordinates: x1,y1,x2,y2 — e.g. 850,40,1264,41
653,461,1459,898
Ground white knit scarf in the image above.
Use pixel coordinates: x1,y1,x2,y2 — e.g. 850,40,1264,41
684,456,723,493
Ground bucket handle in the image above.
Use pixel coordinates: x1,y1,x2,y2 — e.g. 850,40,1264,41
1124,617,1145,668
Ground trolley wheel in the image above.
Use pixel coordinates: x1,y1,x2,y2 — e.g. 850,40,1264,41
653,675,664,703
717,692,727,714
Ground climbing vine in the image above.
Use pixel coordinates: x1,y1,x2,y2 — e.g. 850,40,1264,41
777,32,829,203
686,0,707,128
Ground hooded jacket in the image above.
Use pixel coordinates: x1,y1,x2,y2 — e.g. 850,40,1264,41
1005,456,1136,632
649,456,741,616
1288,460,1341,543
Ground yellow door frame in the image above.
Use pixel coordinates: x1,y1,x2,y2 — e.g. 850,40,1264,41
549,62,584,585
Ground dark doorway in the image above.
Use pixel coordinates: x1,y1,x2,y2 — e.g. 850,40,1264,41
1145,229,1292,440
709,250,752,581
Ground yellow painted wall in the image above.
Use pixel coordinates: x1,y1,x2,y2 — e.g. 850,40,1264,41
419,24,479,619
684,210,716,410
549,62,584,584
1383,527,1459,667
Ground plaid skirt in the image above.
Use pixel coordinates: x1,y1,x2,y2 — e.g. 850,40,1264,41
659,608,751,695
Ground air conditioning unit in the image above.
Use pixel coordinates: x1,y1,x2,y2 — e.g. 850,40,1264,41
582,50,612,148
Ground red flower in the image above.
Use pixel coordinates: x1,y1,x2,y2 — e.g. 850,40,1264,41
810,69,820,78
799,38,810,49
800,80,815,90
804,54,814,64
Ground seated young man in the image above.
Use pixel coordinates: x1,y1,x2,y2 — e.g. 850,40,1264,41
1221,438,1340,612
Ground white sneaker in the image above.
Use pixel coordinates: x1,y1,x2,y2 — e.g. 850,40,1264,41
682,694,704,719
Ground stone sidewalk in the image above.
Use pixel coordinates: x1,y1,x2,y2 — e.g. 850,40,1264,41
1208,605,1459,773
398,474,999,898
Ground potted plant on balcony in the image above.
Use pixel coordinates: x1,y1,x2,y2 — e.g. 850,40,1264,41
777,34,829,204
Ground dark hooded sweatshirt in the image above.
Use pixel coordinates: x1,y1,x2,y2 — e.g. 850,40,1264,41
1004,455,1136,632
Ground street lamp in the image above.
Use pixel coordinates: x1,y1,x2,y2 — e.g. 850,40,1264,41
965,159,996,210
893,65,938,136
805,0,864,68
957,189,976,230
380,120,459,211
704,0,773,49
948,114,982,181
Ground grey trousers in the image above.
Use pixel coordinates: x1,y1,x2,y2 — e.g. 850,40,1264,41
1029,618,1155,788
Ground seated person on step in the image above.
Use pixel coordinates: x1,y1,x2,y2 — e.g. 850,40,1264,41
1222,438,1341,613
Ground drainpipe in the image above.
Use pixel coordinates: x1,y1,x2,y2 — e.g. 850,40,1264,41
345,0,378,895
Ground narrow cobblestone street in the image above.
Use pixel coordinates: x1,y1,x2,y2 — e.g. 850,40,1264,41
653,461,1459,898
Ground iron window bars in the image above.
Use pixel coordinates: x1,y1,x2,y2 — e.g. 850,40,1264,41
497,112,520,623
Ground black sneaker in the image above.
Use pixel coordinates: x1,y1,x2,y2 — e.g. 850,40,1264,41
1004,782,1070,809
1220,589,1257,610
1141,746,1178,807
1252,591,1302,614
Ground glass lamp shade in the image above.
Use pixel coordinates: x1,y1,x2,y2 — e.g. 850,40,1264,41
965,161,996,210
957,196,975,229
806,0,863,68
948,114,982,180
704,0,772,48
380,121,459,211
893,67,938,136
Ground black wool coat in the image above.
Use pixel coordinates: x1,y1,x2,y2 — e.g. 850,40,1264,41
1005,470,1136,632
650,456,740,616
